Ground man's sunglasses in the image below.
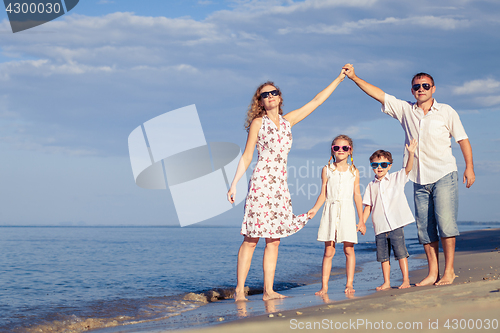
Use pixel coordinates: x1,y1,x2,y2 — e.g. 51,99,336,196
332,145,351,152
260,90,279,99
412,83,432,91
371,162,392,169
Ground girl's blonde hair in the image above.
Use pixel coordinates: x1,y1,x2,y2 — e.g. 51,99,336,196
328,134,357,176
244,81,283,132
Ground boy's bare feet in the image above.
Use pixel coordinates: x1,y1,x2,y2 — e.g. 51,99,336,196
315,288,328,295
376,282,391,291
435,272,456,285
263,291,287,301
344,285,355,294
398,280,411,289
415,274,438,286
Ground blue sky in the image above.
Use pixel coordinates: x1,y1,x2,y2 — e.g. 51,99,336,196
0,0,499,226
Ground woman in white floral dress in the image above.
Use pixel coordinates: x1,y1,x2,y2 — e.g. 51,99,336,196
227,69,346,301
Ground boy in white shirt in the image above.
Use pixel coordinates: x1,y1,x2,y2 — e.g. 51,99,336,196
362,139,417,290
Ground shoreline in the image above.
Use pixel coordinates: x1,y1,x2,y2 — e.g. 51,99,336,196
91,228,500,333
177,228,500,333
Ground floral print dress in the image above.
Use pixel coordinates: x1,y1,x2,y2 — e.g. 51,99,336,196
241,115,309,238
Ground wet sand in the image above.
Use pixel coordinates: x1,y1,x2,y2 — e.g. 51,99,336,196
177,228,500,333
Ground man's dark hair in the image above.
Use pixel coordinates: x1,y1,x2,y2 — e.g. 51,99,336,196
412,72,434,86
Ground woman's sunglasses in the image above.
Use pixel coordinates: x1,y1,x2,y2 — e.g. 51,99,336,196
371,162,392,169
412,83,432,91
332,145,351,152
260,90,279,99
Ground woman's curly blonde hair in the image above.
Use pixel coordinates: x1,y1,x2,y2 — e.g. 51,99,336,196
244,81,283,132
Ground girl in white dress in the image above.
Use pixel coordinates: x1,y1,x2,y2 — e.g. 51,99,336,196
308,135,365,295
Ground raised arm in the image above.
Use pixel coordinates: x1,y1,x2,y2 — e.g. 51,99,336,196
284,69,346,127
343,63,386,105
404,139,418,175
458,138,475,188
227,118,261,203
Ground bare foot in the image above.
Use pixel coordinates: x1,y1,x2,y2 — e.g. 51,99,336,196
415,274,438,287
435,272,456,286
398,280,411,289
263,291,287,301
376,282,391,291
315,288,328,295
234,290,248,302
344,285,355,294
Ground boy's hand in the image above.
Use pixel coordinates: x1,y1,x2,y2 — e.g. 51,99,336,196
356,223,366,235
307,208,317,219
406,139,418,155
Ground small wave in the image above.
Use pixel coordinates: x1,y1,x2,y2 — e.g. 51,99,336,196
17,293,211,333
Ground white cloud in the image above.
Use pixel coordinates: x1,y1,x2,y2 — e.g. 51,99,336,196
279,15,470,35
453,78,500,95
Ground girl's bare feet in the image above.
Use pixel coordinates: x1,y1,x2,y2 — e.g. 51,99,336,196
315,288,328,295
344,285,355,294
376,282,391,291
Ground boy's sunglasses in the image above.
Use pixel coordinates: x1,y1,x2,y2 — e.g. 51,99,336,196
371,162,392,169
260,90,279,99
332,145,351,152
412,83,432,91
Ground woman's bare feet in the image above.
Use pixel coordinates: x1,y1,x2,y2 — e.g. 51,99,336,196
376,282,391,291
234,289,248,302
398,280,411,289
344,285,355,294
315,288,328,295
263,291,287,301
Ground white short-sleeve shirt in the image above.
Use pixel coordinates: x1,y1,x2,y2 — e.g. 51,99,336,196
383,94,468,185
363,169,414,236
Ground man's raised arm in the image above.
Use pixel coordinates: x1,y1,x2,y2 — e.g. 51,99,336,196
343,63,386,105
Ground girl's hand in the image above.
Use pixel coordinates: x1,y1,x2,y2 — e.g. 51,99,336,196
227,186,236,203
307,208,317,219
406,139,418,155
356,223,366,235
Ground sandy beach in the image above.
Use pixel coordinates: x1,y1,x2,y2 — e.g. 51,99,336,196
175,228,500,333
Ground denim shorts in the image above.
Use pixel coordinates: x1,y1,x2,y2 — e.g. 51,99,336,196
414,171,459,244
375,226,409,262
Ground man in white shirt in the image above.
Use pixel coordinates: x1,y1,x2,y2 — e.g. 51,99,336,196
343,63,475,286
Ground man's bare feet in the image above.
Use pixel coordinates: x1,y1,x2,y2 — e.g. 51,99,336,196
415,274,438,287
398,280,411,289
376,282,391,291
263,291,287,301
344,285,355,294
315,288,328,295
435,272,456,286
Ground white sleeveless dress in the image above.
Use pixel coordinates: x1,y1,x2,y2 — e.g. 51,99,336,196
317,165,358,243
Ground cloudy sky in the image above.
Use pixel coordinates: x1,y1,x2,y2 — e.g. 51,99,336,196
0,0,499,226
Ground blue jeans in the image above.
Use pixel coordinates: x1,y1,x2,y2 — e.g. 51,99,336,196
375,226,409,262
414,171,459,244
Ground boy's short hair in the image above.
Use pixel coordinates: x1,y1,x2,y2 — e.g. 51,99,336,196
370,150,393,163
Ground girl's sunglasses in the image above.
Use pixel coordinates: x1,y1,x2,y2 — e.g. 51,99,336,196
412,83,432,91
371,162,392,169
332,145,351,152
260,90,279,99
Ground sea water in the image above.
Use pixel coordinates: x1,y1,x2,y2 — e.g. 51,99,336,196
1,222,499,332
